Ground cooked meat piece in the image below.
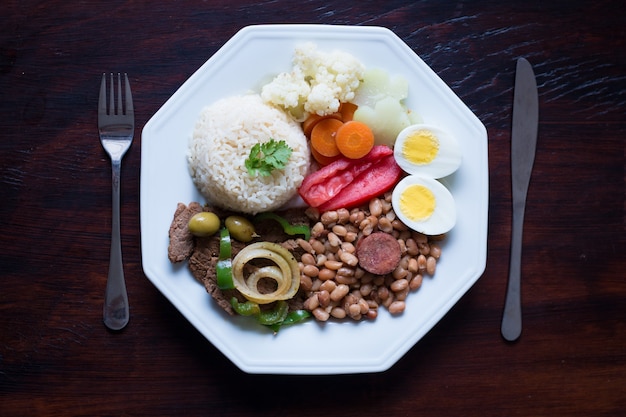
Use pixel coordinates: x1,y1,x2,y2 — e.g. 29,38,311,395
168,202,203,262
356,232,401,275
169,203,311,317
190,235,245,315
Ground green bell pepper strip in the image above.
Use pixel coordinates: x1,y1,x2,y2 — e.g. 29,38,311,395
216,228,235,290
267,309,312,333
257,300,289,325
230,297,261,316
254,212,311,241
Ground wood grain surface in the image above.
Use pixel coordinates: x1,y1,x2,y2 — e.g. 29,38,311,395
1,1,624,416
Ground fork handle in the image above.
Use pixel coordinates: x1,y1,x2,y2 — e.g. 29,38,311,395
103,159,130,330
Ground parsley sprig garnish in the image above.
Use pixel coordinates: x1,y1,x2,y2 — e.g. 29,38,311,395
245,139,293,177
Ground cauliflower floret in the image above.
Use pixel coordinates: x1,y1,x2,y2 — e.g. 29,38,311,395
262,43,365,120
305,83,341,115
260,67,310,110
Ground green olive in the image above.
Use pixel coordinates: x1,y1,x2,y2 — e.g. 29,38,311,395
188,211,220,237
225,215,258,242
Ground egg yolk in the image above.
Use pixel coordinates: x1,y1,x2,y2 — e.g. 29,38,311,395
402,129,439,165
399,184,435,221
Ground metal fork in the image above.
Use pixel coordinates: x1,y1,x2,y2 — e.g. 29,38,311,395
99,73,133,330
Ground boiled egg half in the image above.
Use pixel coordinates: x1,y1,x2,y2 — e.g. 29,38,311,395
391,175,456,236
393,124,462,179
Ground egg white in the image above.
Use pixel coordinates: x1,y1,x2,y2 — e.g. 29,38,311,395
391,175,456,236
393,124,462,179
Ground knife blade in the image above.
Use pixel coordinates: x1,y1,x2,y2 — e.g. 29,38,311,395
501,57,538,342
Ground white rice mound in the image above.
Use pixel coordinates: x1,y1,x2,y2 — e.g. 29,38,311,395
188,94,310,214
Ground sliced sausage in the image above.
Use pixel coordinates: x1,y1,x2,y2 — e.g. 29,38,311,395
356,232,401,275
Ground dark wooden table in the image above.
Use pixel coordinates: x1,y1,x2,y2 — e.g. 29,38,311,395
2,1,624,416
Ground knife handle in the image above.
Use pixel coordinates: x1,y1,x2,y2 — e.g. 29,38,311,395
501,198,525,341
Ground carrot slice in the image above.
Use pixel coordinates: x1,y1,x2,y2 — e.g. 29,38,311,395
311,146,340,166
335,120,375,160
339,102,358,122
302,112,342,138
310,118,343,157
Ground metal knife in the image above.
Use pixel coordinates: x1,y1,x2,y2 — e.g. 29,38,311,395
501,57,538,342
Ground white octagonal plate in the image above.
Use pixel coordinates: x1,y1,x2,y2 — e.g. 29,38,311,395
140,24,488,374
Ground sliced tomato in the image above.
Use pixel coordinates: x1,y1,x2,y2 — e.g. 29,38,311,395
317,154,403,212
298,145,393,207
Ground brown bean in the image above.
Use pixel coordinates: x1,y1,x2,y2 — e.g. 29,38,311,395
303,294,319,310
296,238,312,254
360,218,374,236
343,293,358,307
320,280,336,293
317,290,330,307
392,219,408,231
366,309,378,319
312,307,330,321
377,217,394,233
382,292,395,308
392,266,408,280
359,283,373,297
426,256,437,275
406,238,419,256
391,278,409,293
388,300,406,314
321,211,338,226
331,225,348,237
339,251,359,267
381,199,392,213
397,239,407,255
301,252,315,265
337,266,355,277
347,210,361,225
369,198,383,217
311,279,322,291
311,239,325,255
302,264,319,278
377,286,390,301
395,287,409,301
354,267,367,280
344,231,358,242
417,254,427,271
399,254,410,269
335,275,357,285
311,222,325,238
318,268,336,281
341,241,356,253
327,232,341,247
330,284,350,301
348,303,362,319
430,243,442,259
358,299,369,314
300,274,313,291
408,257,419,273
337,208,351,224
409,274,423,290
330,307,347,319
324,260,343,270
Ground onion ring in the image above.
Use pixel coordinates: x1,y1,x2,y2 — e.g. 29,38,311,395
231,242,300,304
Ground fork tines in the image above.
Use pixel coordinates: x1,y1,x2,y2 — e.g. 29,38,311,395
99,73,133,117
